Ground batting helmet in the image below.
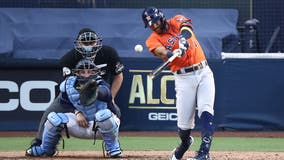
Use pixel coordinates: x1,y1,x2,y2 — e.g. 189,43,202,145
142,6,167,31
74,28,102,59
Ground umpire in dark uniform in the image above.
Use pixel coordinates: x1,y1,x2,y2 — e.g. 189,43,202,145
26,28,124,150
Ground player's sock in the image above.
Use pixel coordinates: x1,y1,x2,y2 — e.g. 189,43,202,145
199,111,214,154
175,128,192,159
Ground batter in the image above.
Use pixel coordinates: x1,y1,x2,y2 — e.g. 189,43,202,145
142,6,215,160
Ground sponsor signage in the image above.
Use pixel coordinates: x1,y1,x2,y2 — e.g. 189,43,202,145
0,80,57,111
0,62,179,130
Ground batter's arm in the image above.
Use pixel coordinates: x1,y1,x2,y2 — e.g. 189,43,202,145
153,46,171,60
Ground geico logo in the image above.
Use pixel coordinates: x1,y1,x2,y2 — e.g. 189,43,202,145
0,81,58,111
148,112,177,121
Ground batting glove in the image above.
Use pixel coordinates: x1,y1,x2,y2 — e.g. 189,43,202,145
179,37,189,57
173,49,183,58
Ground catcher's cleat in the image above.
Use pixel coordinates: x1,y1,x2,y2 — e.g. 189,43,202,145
25,138,42,155
25,146,45,157
170,136,194,160
26,146,57,157
187,150,210,160
107,148,122,158
102,141,122,158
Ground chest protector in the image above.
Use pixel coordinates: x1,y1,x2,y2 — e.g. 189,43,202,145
65,76,104,121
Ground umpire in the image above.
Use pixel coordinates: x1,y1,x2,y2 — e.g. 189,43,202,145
26,28,124,150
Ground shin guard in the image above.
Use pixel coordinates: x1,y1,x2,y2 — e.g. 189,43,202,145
41,112,68,156
95,109,121,157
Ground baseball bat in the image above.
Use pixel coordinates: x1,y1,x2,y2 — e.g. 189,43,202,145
148,51,180,79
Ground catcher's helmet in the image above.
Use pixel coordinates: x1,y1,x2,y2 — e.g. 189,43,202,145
75,59,97,70
74,28,102,59
73,59,101,79
142,7,167,31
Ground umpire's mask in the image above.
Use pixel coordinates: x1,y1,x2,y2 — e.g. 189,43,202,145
74,29,102,59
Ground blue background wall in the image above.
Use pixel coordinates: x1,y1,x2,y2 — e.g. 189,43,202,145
0,8,238,59
1,0,282,53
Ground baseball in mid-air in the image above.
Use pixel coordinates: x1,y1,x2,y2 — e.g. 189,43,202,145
134,44,143,53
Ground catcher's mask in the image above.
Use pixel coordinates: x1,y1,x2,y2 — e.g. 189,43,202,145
74,28,102,59
72,59,102,87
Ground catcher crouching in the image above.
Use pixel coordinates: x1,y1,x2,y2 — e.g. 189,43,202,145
26,59,122,158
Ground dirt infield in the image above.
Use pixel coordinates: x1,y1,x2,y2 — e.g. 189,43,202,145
1,151,284,160
0,131,284,160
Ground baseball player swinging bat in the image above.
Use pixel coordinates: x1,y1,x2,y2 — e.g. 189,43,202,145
148,50,180,79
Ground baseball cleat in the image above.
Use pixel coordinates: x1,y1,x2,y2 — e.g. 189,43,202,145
169,149,180,160
108,149,122,158
25,146,44,157
25,138,42,155
26,146,57,157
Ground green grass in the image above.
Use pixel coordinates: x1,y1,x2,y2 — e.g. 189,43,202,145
0,136,283,152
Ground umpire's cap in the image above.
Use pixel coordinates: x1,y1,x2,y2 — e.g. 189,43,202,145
77,28,96,38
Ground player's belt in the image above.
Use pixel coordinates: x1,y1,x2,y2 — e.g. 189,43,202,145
176,60,208,74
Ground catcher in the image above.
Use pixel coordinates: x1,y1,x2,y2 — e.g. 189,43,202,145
26,59,122,158
26,28,123,151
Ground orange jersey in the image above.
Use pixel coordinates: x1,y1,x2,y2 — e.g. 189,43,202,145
146,15,206,72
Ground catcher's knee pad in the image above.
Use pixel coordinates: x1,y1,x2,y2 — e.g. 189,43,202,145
95,109,121,157
95,109,118,133
47,112,69,127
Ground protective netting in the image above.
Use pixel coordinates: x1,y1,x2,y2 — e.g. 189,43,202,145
0,0,283,54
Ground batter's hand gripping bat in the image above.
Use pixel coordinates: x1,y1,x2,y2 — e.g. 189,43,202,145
148,50,180,79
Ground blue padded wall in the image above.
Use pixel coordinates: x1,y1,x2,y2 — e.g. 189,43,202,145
0,8,239,59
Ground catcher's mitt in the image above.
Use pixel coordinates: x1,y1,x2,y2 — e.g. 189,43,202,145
79,79,98,106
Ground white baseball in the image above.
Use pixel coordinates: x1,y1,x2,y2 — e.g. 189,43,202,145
134,44,143,53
